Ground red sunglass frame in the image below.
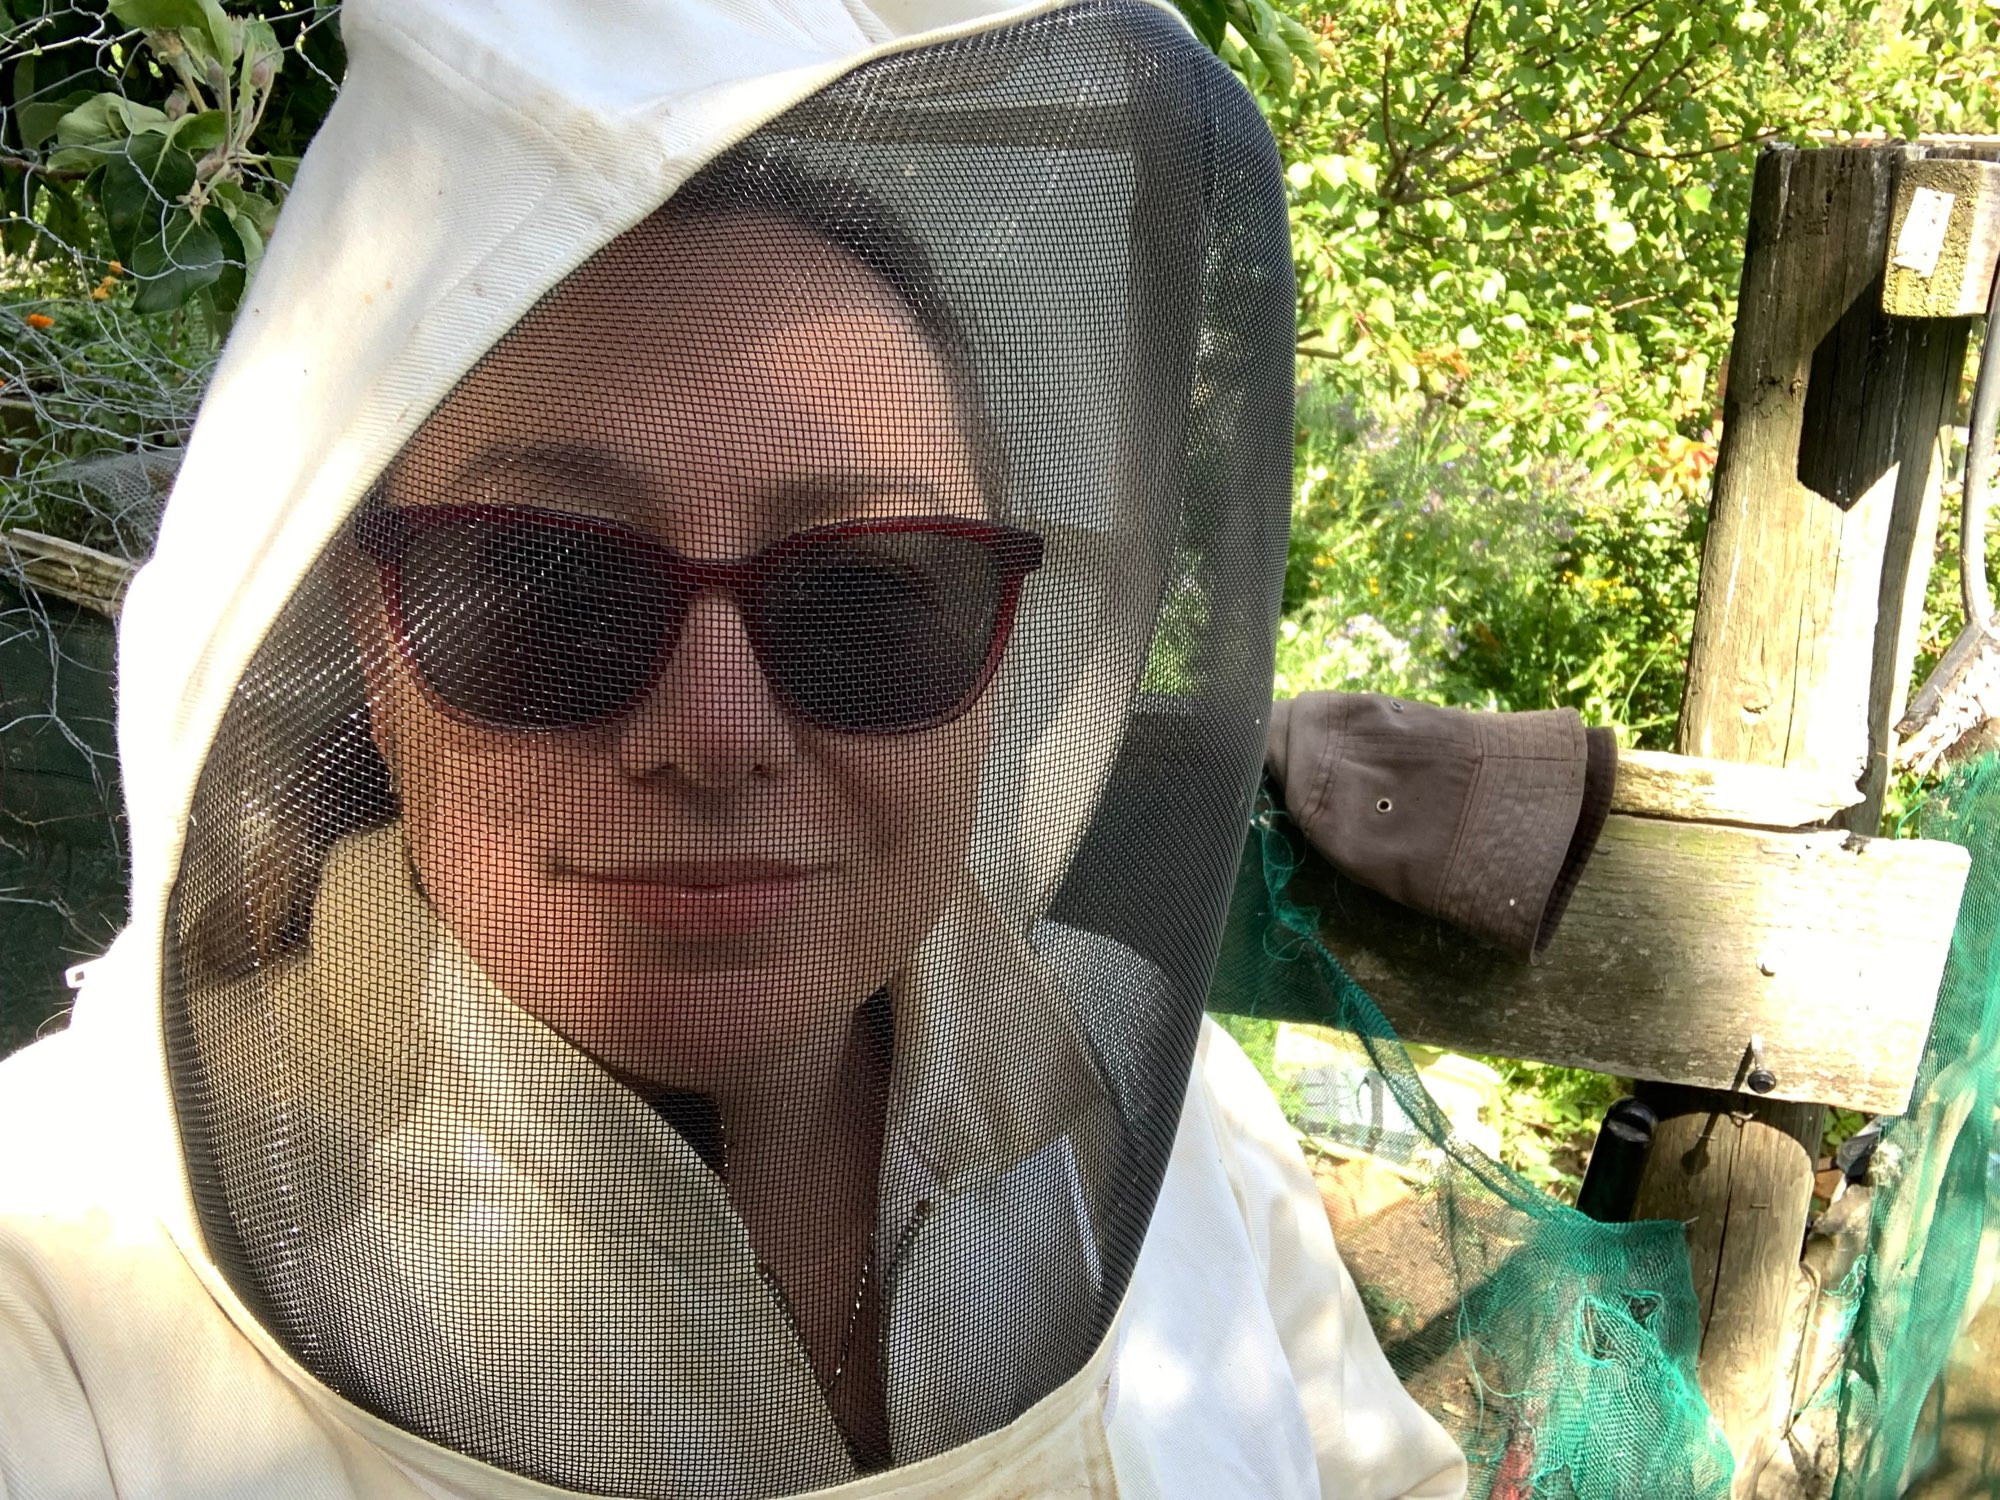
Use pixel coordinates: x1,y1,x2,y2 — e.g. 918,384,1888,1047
347,503,1046,735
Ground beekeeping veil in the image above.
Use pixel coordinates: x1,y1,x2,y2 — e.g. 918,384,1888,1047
114,0,1292,1492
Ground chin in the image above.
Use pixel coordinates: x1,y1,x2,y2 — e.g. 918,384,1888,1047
517,959,877,1073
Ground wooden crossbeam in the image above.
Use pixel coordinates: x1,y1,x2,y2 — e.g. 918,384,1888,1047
1300,814,1968,1117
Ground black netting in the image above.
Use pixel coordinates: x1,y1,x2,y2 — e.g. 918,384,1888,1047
160,6,1292,1494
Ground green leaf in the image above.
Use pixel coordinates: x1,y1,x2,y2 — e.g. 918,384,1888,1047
1240,0,1297,95
95,156,153,263
1274,10,1321,71
208,179,269,283
108,0,235,64
205,204,248,321
19,88,99,153
1171,0,1229,50
128,129,198,199
38,180,89,263
1683,181,1713,214
168,109,229,153
14,44,112,149
238,18,283,92
93,132,198,264
53,93,168,151
234,190,282,241
129,206,224,313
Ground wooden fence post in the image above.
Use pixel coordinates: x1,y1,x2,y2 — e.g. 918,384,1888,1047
1632,141,1981,1495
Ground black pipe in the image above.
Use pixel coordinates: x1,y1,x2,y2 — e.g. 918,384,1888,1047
1576,1096,1658,1223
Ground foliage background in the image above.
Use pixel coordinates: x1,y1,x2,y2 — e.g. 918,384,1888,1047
1,0,1998,1180
1201,0,2000,1186
1232,0,2000,742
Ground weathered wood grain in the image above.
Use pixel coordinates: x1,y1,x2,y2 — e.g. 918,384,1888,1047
1685,146,1922,780
1297,813,1968,1117
1612,748,1862,827
0,529,134,617
1849,140,2000,825
1633,1085,1825,1495
1654,142,1980,1493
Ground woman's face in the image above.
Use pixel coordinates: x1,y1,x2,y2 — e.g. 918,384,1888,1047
357,213,995,1094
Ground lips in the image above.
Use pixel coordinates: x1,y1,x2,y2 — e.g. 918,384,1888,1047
568,859,813,937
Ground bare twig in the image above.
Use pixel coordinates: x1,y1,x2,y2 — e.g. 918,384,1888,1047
0,155,89,183
1605,130,1778,162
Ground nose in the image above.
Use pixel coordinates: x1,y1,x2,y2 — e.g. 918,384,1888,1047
611,590,800,788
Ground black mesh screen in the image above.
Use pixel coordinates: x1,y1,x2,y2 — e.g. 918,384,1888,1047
161,5,1292,1493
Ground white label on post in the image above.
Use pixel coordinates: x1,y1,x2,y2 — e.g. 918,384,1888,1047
1893,187,1957,279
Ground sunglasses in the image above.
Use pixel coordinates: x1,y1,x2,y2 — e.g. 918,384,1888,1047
349,504,1045,735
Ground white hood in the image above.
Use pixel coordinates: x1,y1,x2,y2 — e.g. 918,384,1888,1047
47,0,1335,1492
117,0,1099,971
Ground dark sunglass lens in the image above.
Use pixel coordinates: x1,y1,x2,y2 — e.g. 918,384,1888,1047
758,531,1005,732
397,517,667,728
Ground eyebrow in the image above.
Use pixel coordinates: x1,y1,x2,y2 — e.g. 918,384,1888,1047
755,471,954,527
450,443,652,514
446,443,955,528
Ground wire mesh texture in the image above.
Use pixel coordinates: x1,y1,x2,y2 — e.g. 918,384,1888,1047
158,7,1293,1494
0,0,342,1051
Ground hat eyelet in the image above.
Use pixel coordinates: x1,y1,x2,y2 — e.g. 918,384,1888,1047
1375,797,1393,814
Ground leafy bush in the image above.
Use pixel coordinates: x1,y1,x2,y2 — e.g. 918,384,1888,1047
1278,384,1706,741
1228,0,2000,743
0,1,342,540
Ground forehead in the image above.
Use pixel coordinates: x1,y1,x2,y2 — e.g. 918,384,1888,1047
385,212,981,543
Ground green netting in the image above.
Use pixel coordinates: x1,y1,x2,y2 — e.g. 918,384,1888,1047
1827,754,2000,1498
1207,755,2000,1498
1209,785,1734,1499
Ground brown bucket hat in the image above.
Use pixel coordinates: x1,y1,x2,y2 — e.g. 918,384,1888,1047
1266,692,1617,960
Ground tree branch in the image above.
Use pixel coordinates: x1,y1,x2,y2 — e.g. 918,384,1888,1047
1410,0,1484,139
1604,129,1777,161
1459,0,1483,74
0,156,88,183
1379,36,1409,206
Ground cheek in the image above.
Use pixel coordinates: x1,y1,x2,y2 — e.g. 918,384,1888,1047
378,679,569,891
820,715,987,904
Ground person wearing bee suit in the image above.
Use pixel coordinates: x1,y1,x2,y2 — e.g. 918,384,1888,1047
0,0,1469,1496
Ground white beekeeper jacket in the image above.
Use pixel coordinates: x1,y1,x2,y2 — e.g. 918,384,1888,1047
0,0,1468,1496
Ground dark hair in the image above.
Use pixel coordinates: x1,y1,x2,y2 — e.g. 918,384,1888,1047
665,146,1007,512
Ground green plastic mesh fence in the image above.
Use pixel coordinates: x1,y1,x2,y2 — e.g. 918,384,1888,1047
1824,753,2000,1498
1206,752,2000,1498
1209,784,1735,1499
